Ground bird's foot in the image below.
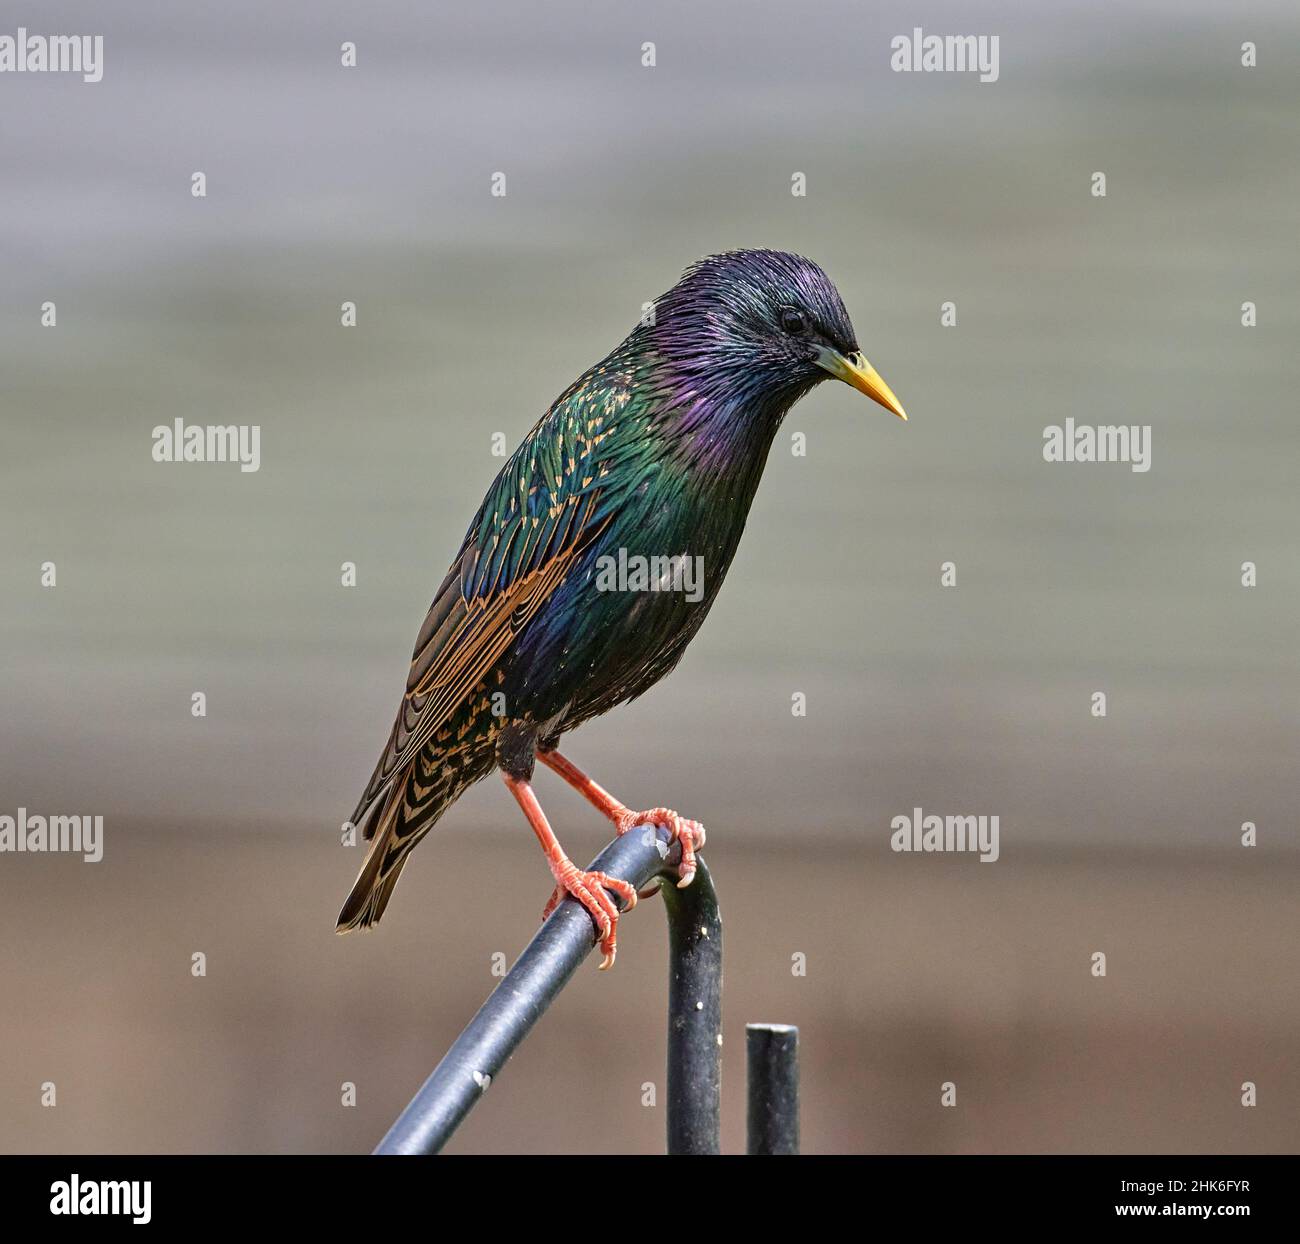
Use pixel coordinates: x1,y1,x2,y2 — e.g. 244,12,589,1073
542,865,637,970
614,807,706,888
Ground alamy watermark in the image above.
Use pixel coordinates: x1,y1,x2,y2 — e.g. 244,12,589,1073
50,1175,150,1224
0,809,103,862
152,419,261,472
891,807,999,862
595,549,704,603
0,28,103,83
891,28,999,84
1043,418,1151,473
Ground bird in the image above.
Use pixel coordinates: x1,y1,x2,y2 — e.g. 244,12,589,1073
336,249,906,967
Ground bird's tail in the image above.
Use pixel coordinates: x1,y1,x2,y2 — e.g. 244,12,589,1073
336,790,442,933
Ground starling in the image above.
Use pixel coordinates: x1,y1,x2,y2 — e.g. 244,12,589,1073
337,249,906,966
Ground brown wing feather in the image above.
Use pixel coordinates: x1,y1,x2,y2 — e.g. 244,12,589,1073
339,371,624,931
347,491,603,840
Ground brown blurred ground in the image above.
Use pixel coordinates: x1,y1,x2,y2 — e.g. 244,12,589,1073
1,822,1293,1154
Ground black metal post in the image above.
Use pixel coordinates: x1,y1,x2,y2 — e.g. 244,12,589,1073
746,1023,799,1155
662,859,722,1154
374,823,709,1155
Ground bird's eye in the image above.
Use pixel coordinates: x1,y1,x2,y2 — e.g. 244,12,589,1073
779,306,808,335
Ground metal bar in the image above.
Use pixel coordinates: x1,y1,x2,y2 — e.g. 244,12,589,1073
373,824,684,1155
662,859,722,1154
746,1023,799,1155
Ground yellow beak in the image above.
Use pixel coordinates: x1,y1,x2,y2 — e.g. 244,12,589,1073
816,347,908,420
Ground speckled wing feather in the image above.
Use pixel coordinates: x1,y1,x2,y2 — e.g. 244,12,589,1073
336,365,646,932
348,422,612,838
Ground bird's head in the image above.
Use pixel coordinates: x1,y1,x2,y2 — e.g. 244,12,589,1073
647,249,907,422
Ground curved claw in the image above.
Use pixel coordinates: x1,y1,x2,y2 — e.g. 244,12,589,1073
542,867,638,970
615,807,706,889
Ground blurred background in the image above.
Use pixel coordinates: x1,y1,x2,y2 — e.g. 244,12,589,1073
1,0,1297,1153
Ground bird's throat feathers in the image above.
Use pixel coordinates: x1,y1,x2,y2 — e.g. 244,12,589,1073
619,325,815,479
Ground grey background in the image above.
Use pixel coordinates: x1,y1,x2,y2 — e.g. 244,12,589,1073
0,1,1296,1153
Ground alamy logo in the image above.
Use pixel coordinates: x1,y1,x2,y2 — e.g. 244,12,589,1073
152,419,261,473
1043,418,1151,473
891,807,1000,862
595,549,705,603
0,809,103,862
890,28,1000,84
0,28,103,82
50,1175,150,1224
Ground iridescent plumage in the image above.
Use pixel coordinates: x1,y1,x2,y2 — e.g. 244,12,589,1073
337,250,905,955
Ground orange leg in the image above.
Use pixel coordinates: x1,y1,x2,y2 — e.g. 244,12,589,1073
501,772,637,970
537,748,705,889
